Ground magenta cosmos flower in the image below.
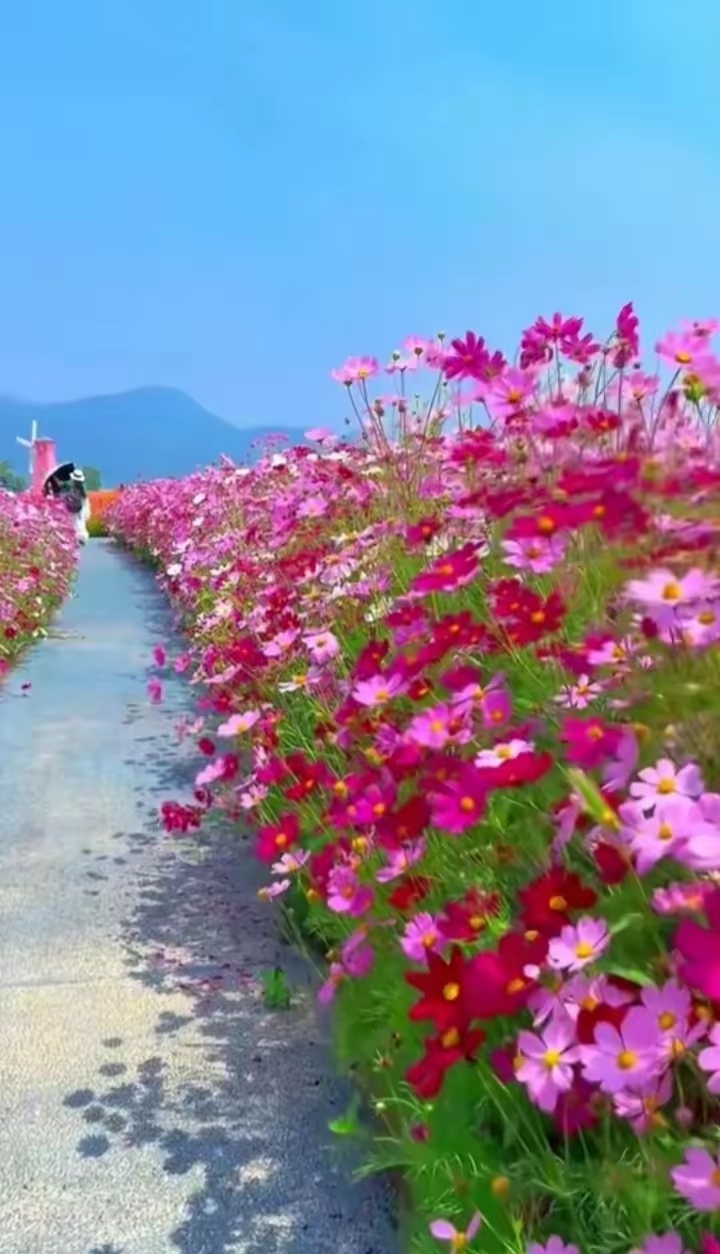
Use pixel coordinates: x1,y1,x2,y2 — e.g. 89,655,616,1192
671,1146,720,1211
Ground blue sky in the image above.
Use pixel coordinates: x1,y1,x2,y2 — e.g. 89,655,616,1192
1,0,719,429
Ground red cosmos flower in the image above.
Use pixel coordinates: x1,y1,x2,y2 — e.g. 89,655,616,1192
433,611,489,649
389,875,431,912
376,795,430,849
160,800,203,834
405,1024,485,1099
501,590,566,647
554,1077,601,1136
406,945,473,1031
197,737,216,757
283,753,334,801
675,888,720,1002
353,637,390,679
255,812,300,863
405,517,443,547
575,998,630,1046
506,501,594,541
560,716,623,769
465,932,547,1020
593,841,631,885
478,750,554,790
441,888,500,942
410,544,482,596
518,869,597,936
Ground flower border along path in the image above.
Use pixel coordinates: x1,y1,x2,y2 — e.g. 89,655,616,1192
110,306,720,1254
0,490,76,680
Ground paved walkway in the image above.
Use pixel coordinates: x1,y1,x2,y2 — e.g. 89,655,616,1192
0,540,398,1254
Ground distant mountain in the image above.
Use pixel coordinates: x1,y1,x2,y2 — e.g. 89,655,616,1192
0,386,306,485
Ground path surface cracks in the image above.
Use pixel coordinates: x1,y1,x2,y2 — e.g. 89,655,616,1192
0,539,399,1254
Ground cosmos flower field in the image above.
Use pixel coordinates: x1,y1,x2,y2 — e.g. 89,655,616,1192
108,307,720,1254
0,490,76,678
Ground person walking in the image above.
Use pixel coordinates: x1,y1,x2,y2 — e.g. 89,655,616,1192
65,468,91,543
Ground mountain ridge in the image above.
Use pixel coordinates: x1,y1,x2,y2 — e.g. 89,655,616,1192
0,386,306,485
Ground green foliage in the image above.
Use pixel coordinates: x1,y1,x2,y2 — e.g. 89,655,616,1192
0,460,27,492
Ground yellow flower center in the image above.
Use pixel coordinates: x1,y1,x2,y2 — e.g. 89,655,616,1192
662,581,682,601
549,895,568,911
441,1027,460,1049
658,1011,676,1030
443,982,460,1002
459,796,476,813
575,941,594,959
657,779,676,795
616,1049,637,1071
543,1049,562,1069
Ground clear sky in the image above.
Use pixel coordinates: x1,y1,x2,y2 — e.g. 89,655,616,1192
1,0,719,429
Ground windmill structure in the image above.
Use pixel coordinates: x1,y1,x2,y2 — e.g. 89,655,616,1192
16,419,58,493
16,418,38,476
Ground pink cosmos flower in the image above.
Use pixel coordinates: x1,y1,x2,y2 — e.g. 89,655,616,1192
527,1239,579,1254
501,534,566,575
516,1017,581,1113
580,1005,662,1094
406,703,470,750
147,676,163,704
263,628,301,658
671,1146,720,1211
614,1071,673,1135
548,916,609,973
217,709,261,737
152,644,167,667
303,630,340,664
430,1213,481,1248
624,567,719,617
297,494,329,519
640,981,691,1037
561,973,634,1021
697,1023,720,1093
623,796,703,875
475,737,533,769
629,757,704,806
401,912,446,963
318,962,344,1006
479,681,512,729
352,673,406,708
656,330,709,367
331,355,379,385
554,673,604,711
376,840,426,883
652,880,713,916
630,1234,689,1254
602,730,640,791
326,867,373,917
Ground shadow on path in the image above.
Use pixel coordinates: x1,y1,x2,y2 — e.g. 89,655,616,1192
62,548,398,1254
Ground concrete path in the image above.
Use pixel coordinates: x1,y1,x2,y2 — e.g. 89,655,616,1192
0,540,398,1254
